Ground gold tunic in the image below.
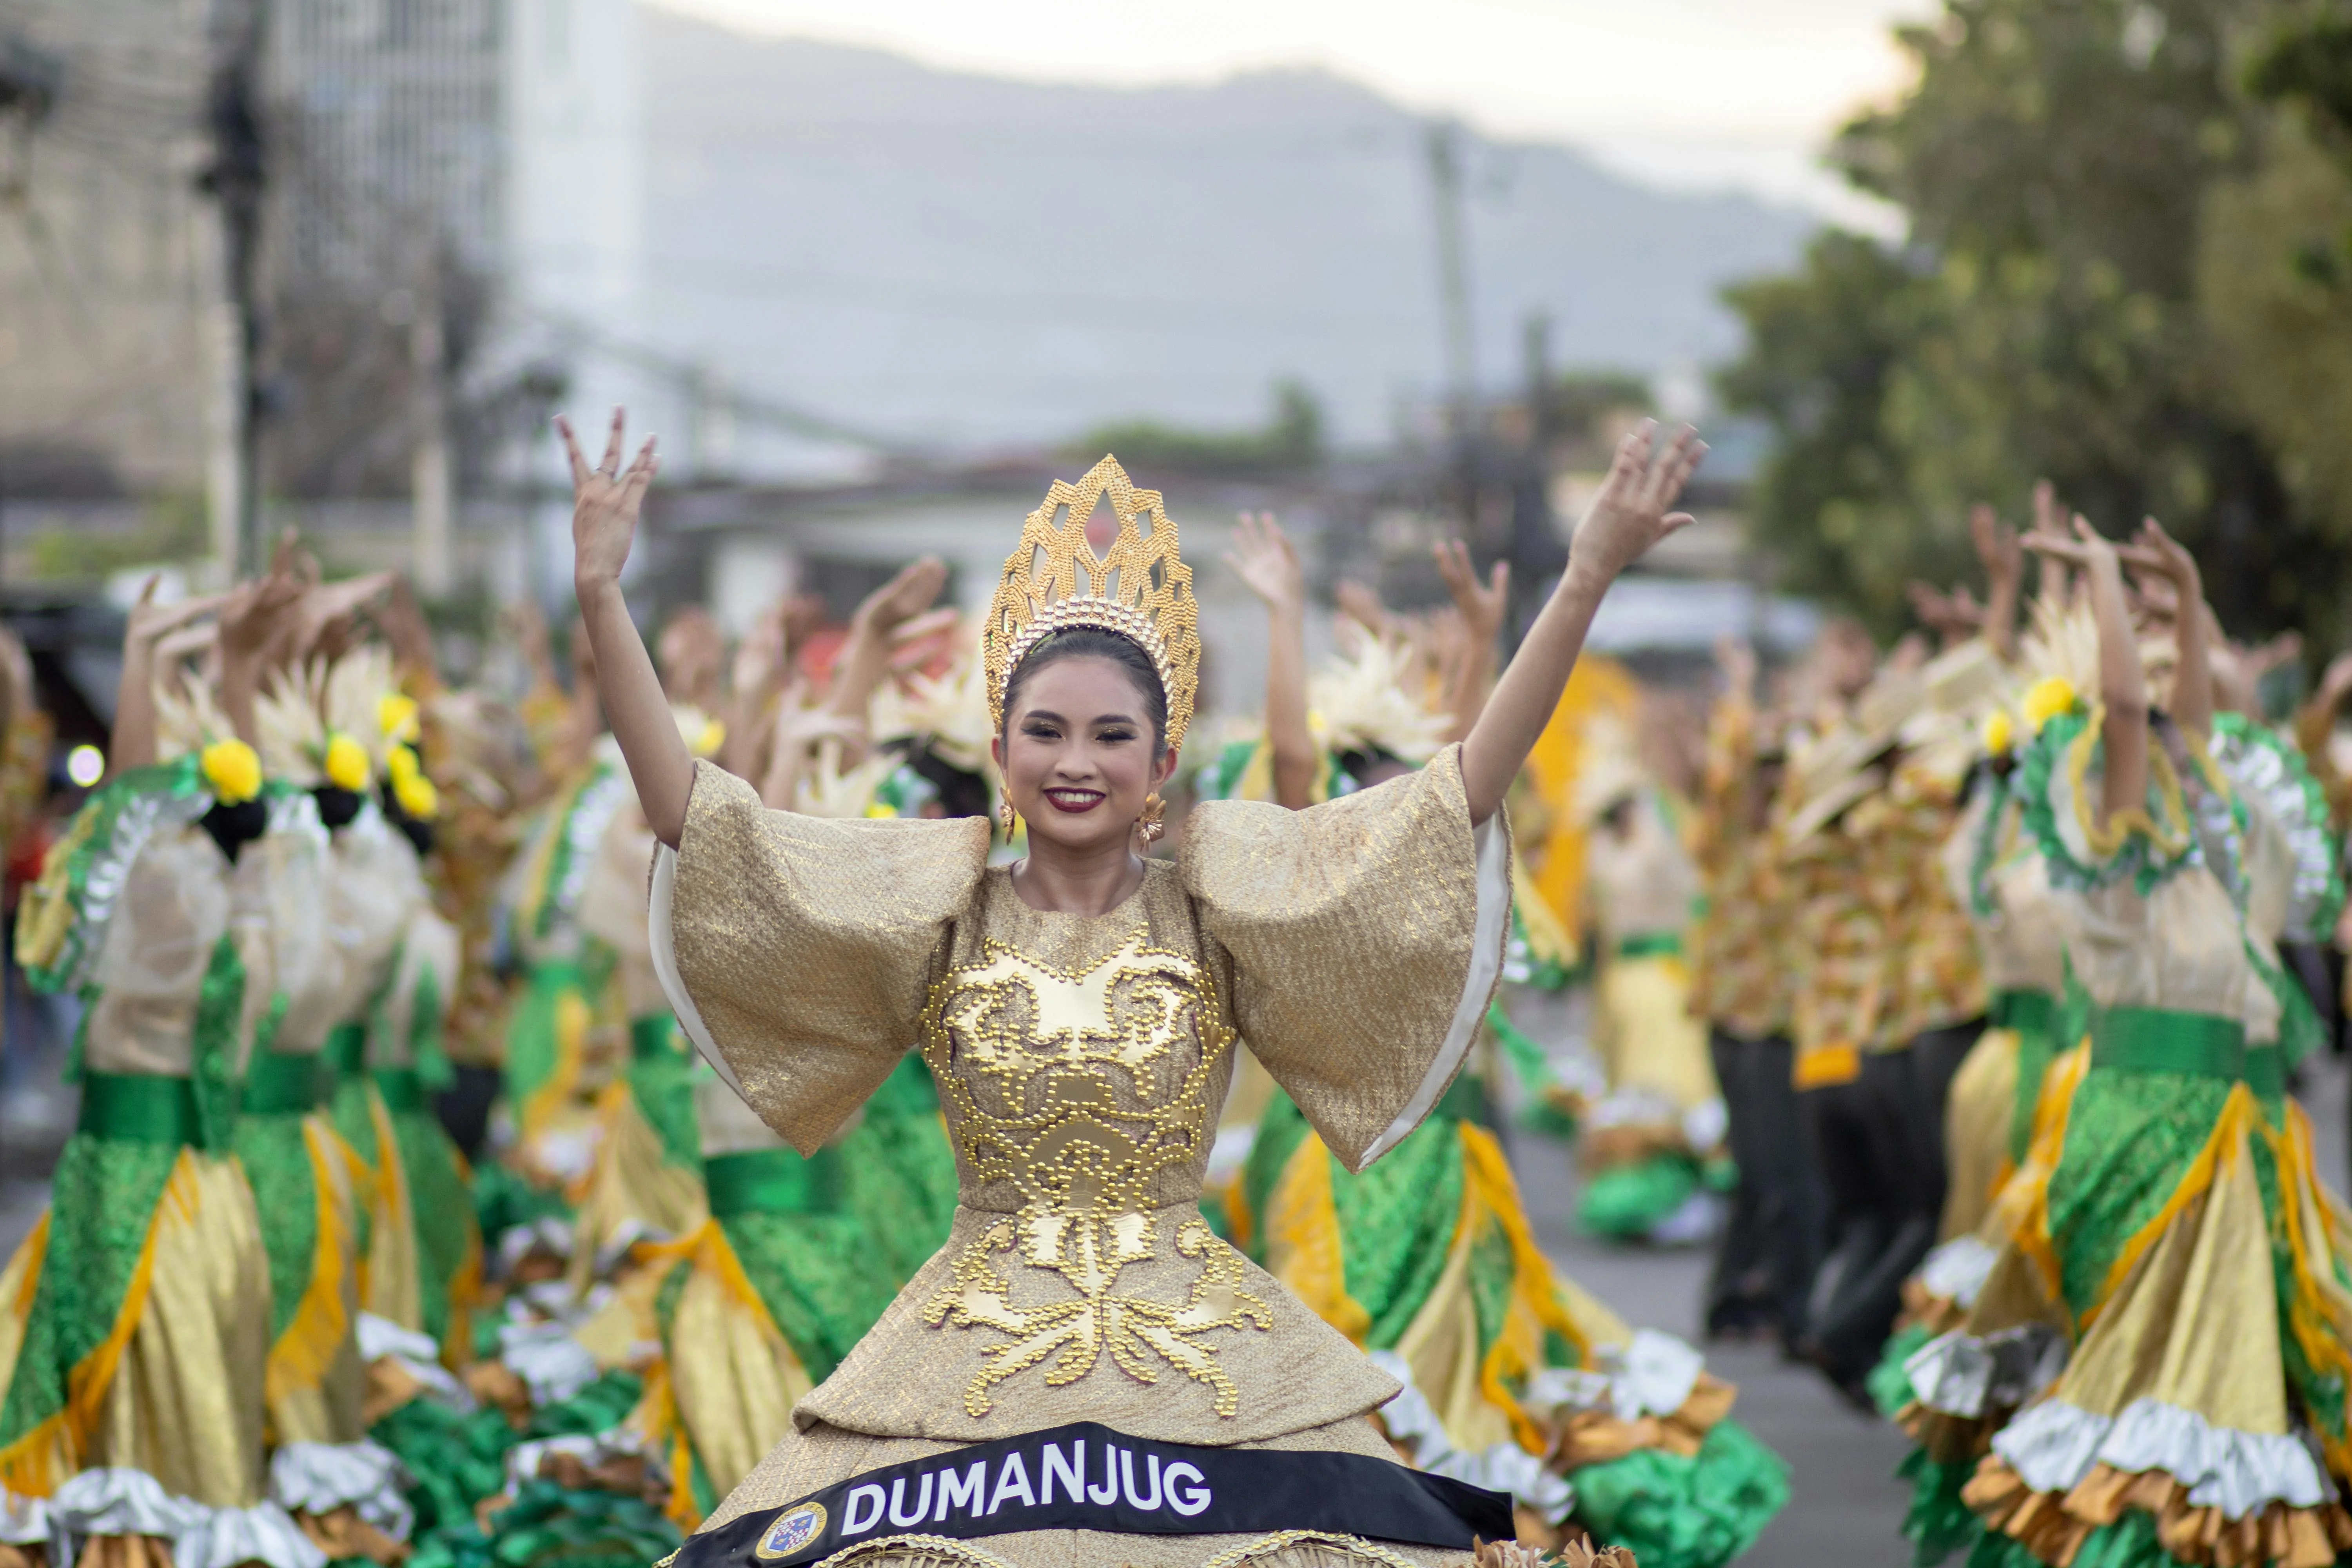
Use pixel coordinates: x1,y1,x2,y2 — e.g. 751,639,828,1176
652,749,1510,1566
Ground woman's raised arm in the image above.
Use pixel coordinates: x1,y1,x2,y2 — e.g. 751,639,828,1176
1458,420,1704,823
563,409,693,848
2025,515,2146,829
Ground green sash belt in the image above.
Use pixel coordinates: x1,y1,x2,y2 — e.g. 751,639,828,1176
704,1146,842,1219
2089,1006,2245,1080
2243,1045,2285,1102
372,1066,427,1114
242,1050,323,1114
1991,989,2056,1040
1616,933,1685,961
80,1071,207,1147
631,1015,677,1062
325,1021,368,1080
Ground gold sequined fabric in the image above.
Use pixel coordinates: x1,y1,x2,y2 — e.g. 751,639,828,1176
1887,780,1987,1040
663,749,1505,1508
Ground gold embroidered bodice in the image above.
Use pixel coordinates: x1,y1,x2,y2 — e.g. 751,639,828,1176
917,910,1272,1417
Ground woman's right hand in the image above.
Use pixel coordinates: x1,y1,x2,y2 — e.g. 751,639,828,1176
559,409,658,595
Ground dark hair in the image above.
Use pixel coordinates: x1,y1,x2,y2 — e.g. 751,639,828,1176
201,797,269,864
380,781,436,857
312,785,363,829
1000,628,1168,754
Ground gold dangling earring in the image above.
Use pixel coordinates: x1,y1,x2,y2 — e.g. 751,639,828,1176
1137,791,1165,846
999,787,1017,836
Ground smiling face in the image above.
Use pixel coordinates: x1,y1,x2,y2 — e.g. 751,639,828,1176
992,654,1179,857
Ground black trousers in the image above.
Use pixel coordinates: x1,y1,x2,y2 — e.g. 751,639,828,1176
1907,1015,1987,1224
1706,1030,1824,1348
1799,1047,1942,1391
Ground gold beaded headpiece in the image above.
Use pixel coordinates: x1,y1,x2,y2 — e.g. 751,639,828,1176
984,455,1200,752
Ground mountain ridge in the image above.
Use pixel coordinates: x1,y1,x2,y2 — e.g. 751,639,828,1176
639,7,1813,460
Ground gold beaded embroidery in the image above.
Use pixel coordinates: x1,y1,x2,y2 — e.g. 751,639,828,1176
919,928,1271,1418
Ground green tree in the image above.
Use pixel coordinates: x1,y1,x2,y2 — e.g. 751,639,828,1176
1720,0,2347,642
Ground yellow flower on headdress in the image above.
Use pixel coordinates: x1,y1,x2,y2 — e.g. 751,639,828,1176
1980,709,2015,758
201,739,263,806
386,745,438,819
378,692,421,746
323,731,371,792
2021,676,2080,734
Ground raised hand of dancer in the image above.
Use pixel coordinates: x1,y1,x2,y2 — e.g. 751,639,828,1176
828,556,947,727
2115,517,2210,741
219,532,309,746
1971,501,2024,661
1434,539,1508,742
1225,513,1314,808
1459,419,1703,824
561,408,691,846
112,577,229,770
2023,514,2145,827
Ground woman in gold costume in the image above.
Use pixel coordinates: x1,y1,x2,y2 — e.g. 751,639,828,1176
561,406,1702,1568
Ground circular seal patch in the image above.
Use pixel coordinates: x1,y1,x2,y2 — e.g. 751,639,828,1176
755,1501,826,1559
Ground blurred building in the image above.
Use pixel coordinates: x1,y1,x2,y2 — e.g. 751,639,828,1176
0,0,662,600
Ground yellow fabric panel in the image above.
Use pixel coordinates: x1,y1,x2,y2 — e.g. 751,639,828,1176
664,1220,812,1510
1522,655,1640,954
1390,1212,1514,1458
2053,1105,2288,1438
357,1088,422,1338
1940,1027,2021,1243
1590,954,1717,1110
568,1082,708,1299
89,1151,270,1506
2083,1087,2261,1331
266,1114,367,1445
0,1215,48,1408
1260,1135,1370,1345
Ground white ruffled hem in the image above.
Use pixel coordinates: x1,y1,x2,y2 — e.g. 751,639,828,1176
1367,1351,1572,1523
501,1428,667,1498
269,1441,414,1540
175,1502,327,1568
0,1489,53,1550
46,1470,207,1540
355,1312,477,1415
44,1472,326,1568
1522,1329,1706,1424
1993,1398,2330,1520
1906,1326,2067,1419
1918,1235,2000,1307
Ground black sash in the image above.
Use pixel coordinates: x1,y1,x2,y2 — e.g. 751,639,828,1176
670,1421,1514,1566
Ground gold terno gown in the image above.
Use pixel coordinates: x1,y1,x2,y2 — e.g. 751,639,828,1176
650,748,1514,1568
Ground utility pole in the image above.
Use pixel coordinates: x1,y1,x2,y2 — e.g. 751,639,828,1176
1506,309,1564,640
201,0,269,578
1424,120,1479,542
411,247,454,597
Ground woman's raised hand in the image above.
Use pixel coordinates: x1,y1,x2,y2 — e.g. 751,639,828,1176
1225,512,1303,613
1567,420,1705,583
560,409,658,592
1434,539,1508,648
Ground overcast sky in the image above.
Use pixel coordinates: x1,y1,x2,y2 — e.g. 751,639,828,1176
646,0,1941,224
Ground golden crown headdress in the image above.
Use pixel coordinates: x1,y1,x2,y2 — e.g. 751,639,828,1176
983,455,1200,751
